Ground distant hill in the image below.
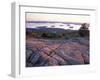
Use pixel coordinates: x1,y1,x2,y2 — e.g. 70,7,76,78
26,27,78,33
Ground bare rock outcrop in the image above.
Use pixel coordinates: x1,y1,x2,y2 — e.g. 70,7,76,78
26,38,89,67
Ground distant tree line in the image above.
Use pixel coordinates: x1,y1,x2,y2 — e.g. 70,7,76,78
26,23,89,39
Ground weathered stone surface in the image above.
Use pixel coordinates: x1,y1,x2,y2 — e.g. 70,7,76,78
26,37,89,67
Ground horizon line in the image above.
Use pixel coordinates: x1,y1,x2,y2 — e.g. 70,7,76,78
26,21,89,25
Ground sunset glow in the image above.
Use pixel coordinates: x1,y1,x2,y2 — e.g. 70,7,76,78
26,13,90,23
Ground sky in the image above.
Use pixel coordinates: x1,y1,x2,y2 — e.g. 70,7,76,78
26,13,90,23
26,13,90,30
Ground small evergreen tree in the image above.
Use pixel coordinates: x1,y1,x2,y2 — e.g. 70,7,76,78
78,23,89,37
